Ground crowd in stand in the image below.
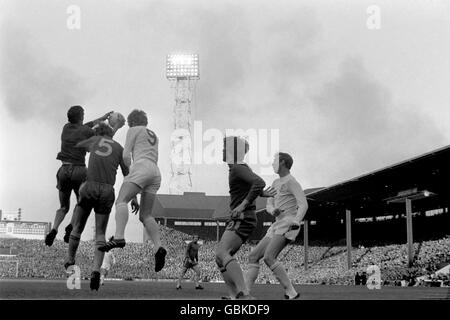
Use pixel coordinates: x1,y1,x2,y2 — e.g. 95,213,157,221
1,227,449,286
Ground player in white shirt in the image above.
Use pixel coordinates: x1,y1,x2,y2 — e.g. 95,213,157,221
99,109,167,272
244,152,308,299
100,251,116,285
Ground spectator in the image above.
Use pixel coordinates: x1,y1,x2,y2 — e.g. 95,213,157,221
355,272,361,285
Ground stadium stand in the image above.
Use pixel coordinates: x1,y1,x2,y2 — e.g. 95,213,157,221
1,226,449,286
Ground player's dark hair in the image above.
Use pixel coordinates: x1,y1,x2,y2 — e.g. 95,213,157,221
94,122,114,137
127,109,148,127
278,152,293,170
67,105,84,124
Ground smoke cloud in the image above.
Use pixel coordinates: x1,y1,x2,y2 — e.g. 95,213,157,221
309,57,446,182
0,21,92,123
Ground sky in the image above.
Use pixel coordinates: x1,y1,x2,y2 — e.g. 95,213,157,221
0,0,449,242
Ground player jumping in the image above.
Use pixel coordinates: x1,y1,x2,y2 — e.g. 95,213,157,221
64,123,130,290
176,235,204,290
215,136,269,300
45,106,112,246
244,152,308,299
100,251,116,286
99,110,167,273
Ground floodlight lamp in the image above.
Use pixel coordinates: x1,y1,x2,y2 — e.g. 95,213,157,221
166,53,200,80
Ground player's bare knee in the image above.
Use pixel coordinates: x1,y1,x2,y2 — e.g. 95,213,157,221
263,255,276,268
215,255,223,269
72,223,83,235
215,246,227,262
248,251,261,264
59,206,69,215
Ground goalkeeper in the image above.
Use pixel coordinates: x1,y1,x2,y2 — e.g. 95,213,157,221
176,235,204,290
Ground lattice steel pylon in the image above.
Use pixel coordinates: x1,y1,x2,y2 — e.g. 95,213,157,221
166,54,199,194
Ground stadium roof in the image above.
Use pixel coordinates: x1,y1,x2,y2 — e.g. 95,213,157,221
152,145,449,221
306,145,450,219
154,192,267,220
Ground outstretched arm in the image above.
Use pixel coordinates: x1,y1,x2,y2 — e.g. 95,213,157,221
75,136,97,152
118,146,130,177
84,111,114,128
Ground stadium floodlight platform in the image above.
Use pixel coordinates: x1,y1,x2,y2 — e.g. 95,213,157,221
165,53,199,194
166,53,199,80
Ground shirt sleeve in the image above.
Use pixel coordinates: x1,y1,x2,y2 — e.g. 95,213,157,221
123,127,138,168
84,121,95,128
287,179,308,222
117,144,129,177
233,164,266,205
81,125,95,139
75,136,97,152
266,181,276,214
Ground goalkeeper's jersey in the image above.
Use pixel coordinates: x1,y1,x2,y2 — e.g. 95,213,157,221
185,241,199,261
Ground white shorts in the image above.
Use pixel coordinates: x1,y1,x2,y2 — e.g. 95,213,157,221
101,264,111,271
123,160,161,194
265,218,301,242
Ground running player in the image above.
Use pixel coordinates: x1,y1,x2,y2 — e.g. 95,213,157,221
100,251,116,286
215,136,267,300
176,235,204,290
45,106,112,246
99,110,167,273
244,152,308,299
64,123,132,290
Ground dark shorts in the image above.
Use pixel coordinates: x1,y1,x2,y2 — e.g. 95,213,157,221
183,257,198,269
225,210,257,244
78,181,115,215
56,164,87,194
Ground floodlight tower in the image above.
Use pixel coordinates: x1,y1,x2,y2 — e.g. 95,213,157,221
166,53,199,194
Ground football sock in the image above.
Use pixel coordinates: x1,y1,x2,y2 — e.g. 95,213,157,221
223,258,248,295
114,203,128,240
220,268,239,298
194,271,200,286
53,208,68,232
67,234,80,262
94,240,106,272
270,261,297,298
142,216,161,251
244,263,260,291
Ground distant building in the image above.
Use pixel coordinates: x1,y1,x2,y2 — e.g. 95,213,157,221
0,221,51,240
144,192,274,242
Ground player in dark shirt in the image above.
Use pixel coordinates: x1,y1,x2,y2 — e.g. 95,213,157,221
64,122,133,290
215,136,271,300
176,235,204,290
45,106,112,247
